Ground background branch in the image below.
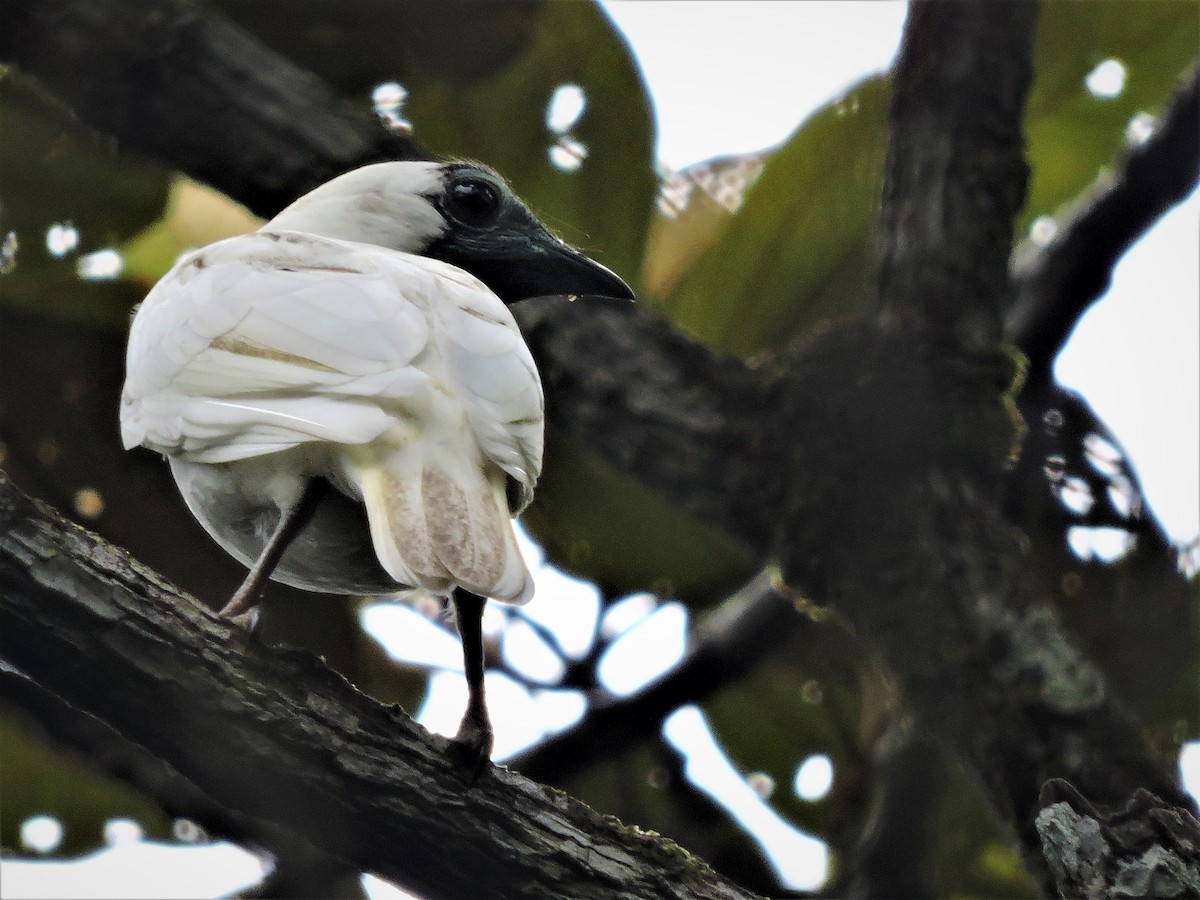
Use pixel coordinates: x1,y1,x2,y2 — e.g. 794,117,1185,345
512,573,805,783
0,0,423,217
876,2,1031,346
769,2,1197,890
1008,66,1200,374
513,297,772,554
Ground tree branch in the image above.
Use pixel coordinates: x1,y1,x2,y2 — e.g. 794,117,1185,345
0,0,423,218
876,1,1032,349
1008,66,1200,374
511,572,803,783
769,2,1196,891
0,470,759,900
5,1,1196,895
513,296,772,553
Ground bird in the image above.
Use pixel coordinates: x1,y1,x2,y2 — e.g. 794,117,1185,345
120,161,634,770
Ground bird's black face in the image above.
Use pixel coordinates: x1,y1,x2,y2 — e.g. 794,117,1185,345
423,164,635,305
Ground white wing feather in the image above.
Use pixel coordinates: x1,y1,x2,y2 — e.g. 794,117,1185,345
122,232,433,458
121,228,543,602
431,271,544,508
122,231,542,490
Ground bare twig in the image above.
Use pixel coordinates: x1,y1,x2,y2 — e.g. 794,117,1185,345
512,573,807,783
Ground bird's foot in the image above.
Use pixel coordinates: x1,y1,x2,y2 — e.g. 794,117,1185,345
219,580,260,620
449,713,494,782
218,586,262,650
224,604,261,636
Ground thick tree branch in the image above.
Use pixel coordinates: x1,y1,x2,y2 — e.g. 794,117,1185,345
1008,66,1200,374
876,2,1031,349
0,0,423,217
514,295,771,555
0,470,759,900
5,1,1197,895
769,2,1196,891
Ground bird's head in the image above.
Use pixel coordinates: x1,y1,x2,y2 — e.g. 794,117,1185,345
267,161,634,304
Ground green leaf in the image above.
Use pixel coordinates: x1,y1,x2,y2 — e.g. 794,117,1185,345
1023,0,1200,233
218,0,657,288
640,153,767,302
932,762,1040,899
0,72,170,326
118,177,262,287
656,77,889,358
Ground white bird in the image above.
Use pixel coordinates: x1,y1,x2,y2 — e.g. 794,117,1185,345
120,161,633,767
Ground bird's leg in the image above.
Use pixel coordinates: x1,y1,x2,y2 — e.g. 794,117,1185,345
220,479,327,626
450,587,493,777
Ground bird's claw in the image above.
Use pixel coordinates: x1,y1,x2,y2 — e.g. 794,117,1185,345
224,605,261,634
449,716,494,782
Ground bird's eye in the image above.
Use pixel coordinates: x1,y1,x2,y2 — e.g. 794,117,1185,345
446,177,503,228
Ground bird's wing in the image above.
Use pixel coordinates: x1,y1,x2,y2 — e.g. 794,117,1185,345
120,231,433,463
327,255,541,602
419,258,545,513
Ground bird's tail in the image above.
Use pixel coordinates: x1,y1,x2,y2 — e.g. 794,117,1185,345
349,444,533,604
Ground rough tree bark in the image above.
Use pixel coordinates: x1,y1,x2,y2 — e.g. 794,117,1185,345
0,470,759,900
1,0,1197,896
1036,778,1200,898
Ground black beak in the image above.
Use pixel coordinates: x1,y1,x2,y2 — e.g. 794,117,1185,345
457,241,636,305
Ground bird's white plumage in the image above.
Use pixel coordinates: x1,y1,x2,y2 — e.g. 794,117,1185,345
121,228,543,602
267,162,448,252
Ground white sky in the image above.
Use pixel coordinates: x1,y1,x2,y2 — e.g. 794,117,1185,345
605,1,908,169
9,3,1197,898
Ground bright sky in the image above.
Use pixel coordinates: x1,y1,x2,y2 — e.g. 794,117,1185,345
9,3,1197,898
605,0,909,169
